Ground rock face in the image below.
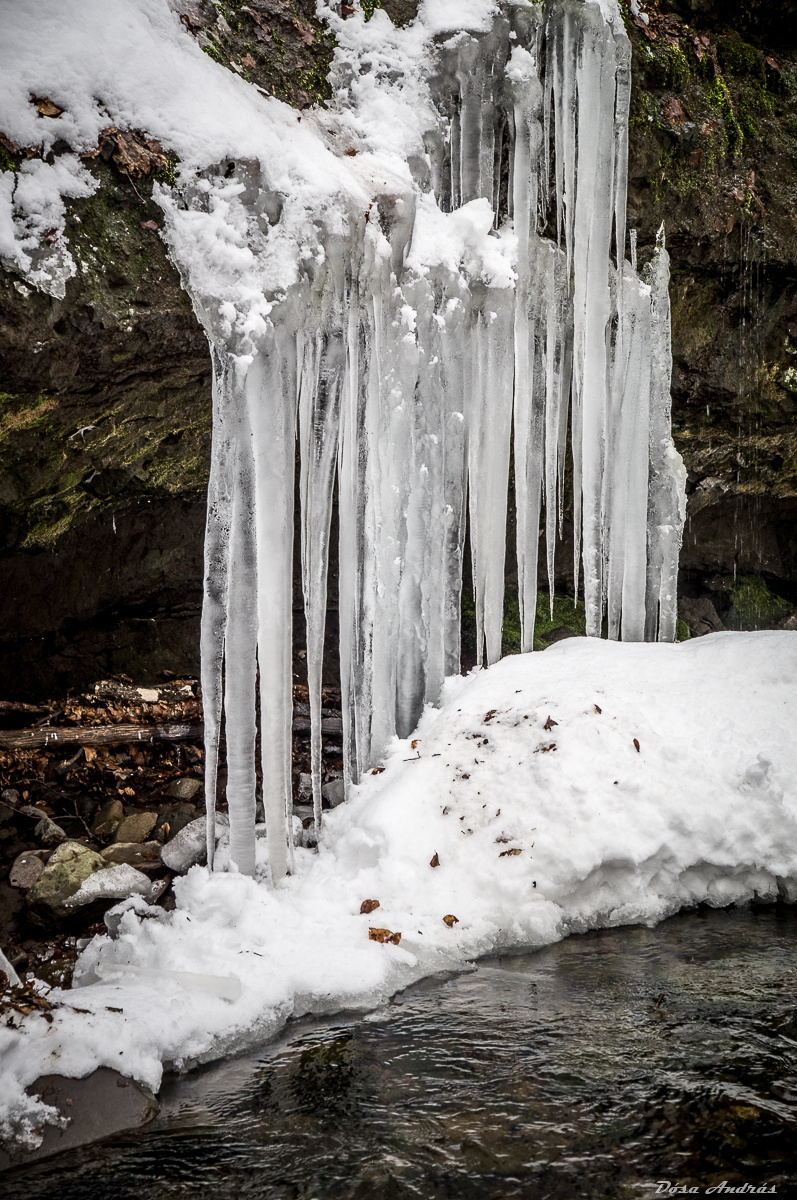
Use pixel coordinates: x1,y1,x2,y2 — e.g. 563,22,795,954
0,0,794,698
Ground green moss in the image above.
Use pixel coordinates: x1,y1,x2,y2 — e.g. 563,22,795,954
361,0,382,17
728,575,791,629
499,590,588,655
706,74,744,159
676,618,691,642
201,39,228,66
0,144,17,174
717,36,765,82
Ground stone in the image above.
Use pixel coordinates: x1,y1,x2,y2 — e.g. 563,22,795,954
0,1069,158,1169
322,779,346,808
779,613,797,631
678,595,725,638
165,776,203,801
26,841,110,919
160,816,207,873
64,863,154,908
34,816,67,846
0,788,20,808
91,798,125,839
155,803,197,842
113,811,158,844
298,772,312,797
101,840,161,869
9,850,46,889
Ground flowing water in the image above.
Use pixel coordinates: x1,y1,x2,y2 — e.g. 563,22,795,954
5,905,797,1198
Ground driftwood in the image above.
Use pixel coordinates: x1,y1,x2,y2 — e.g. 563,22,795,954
0,713,344,751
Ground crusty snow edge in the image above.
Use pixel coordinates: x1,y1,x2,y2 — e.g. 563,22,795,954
2,632,795,1147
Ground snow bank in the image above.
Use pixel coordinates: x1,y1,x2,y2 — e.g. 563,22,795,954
2,632,796,1145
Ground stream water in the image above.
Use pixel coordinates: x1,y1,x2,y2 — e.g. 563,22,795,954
6,905,797,1198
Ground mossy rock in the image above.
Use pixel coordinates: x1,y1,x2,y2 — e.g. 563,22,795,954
726,574,793,629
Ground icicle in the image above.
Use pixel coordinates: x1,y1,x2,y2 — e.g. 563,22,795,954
160,0,687,885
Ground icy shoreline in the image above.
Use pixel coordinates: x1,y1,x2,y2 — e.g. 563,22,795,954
2,632,796,1147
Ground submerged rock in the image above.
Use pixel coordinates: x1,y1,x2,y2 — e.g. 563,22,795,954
0,1069,158,1169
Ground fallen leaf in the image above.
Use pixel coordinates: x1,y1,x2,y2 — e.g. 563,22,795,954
140,220,159,231
82,745,97,763
687,148,703,167
430,852,440,868
443,914,459,927
33,97,63,118
241,53,257,68
701,118,720,137
633,738,641,753
663,97,686,127
369,927,401,945
543,715,558,731
360,898,380,914
483,709,498,723
371,765,385,775
765,56,781,71
499,847,523,857
594,704,602,714
410,739,420,749
535,743,557,753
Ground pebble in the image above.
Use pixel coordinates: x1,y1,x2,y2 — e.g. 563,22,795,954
113,811,158,844
91,798,124,839
9,850,46,889
34,816,67,846
166,776,203,801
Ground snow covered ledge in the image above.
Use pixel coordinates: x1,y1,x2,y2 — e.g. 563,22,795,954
2,631,796,1148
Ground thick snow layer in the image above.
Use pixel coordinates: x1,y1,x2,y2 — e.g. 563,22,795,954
2,632,795,1144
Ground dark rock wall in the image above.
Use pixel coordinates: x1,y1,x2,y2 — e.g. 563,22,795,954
0,0,794,697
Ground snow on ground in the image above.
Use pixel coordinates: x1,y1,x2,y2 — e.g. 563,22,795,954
2,631,796,1144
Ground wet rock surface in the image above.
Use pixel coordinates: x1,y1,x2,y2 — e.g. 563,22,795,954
0,1069,158,1171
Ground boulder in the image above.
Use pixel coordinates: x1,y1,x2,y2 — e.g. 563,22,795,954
91,799,125,839
26,841,110,920
113,811,157,844
322,779,346,808
160,816,207,873
678,595,725,638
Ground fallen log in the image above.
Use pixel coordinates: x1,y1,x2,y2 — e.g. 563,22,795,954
0,713,344,750
0,723,205,750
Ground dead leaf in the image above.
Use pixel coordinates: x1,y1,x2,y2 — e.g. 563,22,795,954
765,56,781,71
410,739,420,749
33,97,63,118
633,738,641,753
241,53,257,68
369,927,401,945
484,709,498,723
687,148,703,167
663,97,686,128
82,745,97,763
701,118,720,137
499,847,523,857
371,766,385,775
442,914,459,927
341,3,356,15
535,743,557,753
140,220,159,231
594,704,602,714
543,715,558,731
360,898,380,914
726,215,735,234
430,852,440,868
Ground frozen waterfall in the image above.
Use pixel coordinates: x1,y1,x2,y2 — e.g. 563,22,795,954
160,0,686,881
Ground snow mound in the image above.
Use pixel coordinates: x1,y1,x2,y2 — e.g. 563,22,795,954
2,632,795,1145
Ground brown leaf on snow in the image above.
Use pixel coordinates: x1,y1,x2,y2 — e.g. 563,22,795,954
360,898,380,914
410,739,420,749
483,709,498,723
543,715,558,731
33,97,63,118
369,927,401,945
371,765,385,774
633,738,641,753
535,743,557,753
499,847,523,857
442,914,459,927
430,852,440,868
594,704,602,714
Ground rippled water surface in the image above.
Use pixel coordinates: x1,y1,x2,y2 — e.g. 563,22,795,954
6,905,797,1198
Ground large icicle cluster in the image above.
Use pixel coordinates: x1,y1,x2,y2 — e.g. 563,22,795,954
160,0,685,881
